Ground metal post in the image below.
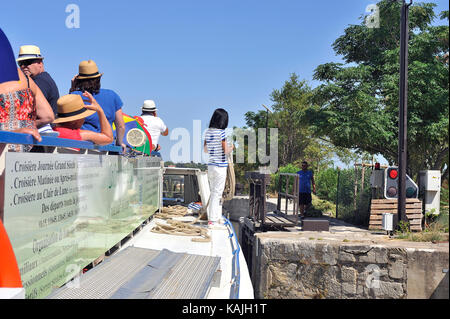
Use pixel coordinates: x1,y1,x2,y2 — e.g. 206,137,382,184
336,167,340,219
262,104,270,157
398,0,412,224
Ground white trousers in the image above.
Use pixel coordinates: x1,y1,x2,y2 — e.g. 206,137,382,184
207,165,227,222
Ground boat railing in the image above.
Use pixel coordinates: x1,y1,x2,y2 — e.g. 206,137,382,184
0,130,122,153
223,216,240,299
1,130,162,299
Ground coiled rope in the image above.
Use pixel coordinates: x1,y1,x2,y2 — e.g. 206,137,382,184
153,152,235,240
151,205,211,242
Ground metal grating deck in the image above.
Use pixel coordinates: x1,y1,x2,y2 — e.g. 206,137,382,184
48,247,220,299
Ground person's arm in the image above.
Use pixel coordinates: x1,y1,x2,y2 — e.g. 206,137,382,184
27,73,54,127
311,174,316,194
204,140,208,153
79,91,113,145
153,119,168,151
156,113,169,137
12,127,42,142
114,108,126,151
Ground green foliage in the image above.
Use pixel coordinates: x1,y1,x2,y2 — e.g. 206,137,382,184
311,195,335,217
268,164,300,193
337,169,357,207
315,168,338,202
245,74,317,167
240,73,356,184
398,221,411,234
307,0,449,180
441,183,449,209
314,166,373,226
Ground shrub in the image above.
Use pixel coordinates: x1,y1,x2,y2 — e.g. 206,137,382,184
269,164,300,193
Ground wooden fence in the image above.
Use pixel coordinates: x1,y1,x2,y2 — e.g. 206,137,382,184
369,198,423,231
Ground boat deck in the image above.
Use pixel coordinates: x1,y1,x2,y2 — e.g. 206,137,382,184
49,246,220,299
48,215,254,299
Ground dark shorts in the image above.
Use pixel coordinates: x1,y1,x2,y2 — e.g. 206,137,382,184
298,192,312,205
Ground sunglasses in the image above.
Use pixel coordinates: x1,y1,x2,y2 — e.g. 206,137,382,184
19,59,41,67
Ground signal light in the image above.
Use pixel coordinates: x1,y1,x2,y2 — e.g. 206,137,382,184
375,163,381,170
383,166,418,199
388,168,398,179
406,187,416,198
387,187,397,197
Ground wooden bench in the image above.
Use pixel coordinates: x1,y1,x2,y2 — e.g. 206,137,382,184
369,198,423,231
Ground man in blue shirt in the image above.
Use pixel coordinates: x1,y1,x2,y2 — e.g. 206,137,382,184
297,161,316,218
17,45,60,132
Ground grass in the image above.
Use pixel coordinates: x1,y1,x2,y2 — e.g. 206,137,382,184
306,193,449,243
395,211,449,242
396,230,448,242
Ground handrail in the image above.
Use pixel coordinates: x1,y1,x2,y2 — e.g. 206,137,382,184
223,217,240,299
0,130,122,153
280,173,299,177
277,173,299,224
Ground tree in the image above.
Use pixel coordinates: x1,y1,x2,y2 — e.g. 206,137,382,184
244,74,336,169
269,74,315,166
307,0,449,180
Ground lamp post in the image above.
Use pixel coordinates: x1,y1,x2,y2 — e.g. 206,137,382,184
262,104,271,156
397,0,412,225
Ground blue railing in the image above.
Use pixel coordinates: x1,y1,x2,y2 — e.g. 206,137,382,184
0,130,122,153
223,217,240,299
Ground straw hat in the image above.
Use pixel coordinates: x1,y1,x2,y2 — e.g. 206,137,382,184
16,45,44,62
75,60,103,79
141,100,157,112
53,94,96,123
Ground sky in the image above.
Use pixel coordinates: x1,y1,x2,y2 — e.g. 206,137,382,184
2,0,449,164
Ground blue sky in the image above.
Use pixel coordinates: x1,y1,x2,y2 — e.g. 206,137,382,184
2,0,448,163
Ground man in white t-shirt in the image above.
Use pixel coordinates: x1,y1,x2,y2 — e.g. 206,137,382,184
140,100,168,158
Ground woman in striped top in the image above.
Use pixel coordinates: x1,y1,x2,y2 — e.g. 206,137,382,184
204,108,233,226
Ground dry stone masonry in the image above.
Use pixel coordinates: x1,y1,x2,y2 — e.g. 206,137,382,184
251,233,448,299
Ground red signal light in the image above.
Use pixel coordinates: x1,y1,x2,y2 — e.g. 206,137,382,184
387,186,397,197
388,168,398,179
375,163,381,170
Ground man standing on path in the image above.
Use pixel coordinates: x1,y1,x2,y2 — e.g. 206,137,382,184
140,100,168,158
297,161,316,218
17,45,59,132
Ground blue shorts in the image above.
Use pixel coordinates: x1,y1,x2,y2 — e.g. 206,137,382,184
299,192,312,205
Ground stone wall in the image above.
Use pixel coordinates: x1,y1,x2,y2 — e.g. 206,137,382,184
250,234,449,299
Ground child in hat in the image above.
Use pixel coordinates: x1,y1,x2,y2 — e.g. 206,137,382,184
53,91,113,145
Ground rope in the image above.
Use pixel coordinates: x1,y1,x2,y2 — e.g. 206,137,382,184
222,153,235,201
155,205,189,219
151,205,211,242
155,151,235,232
